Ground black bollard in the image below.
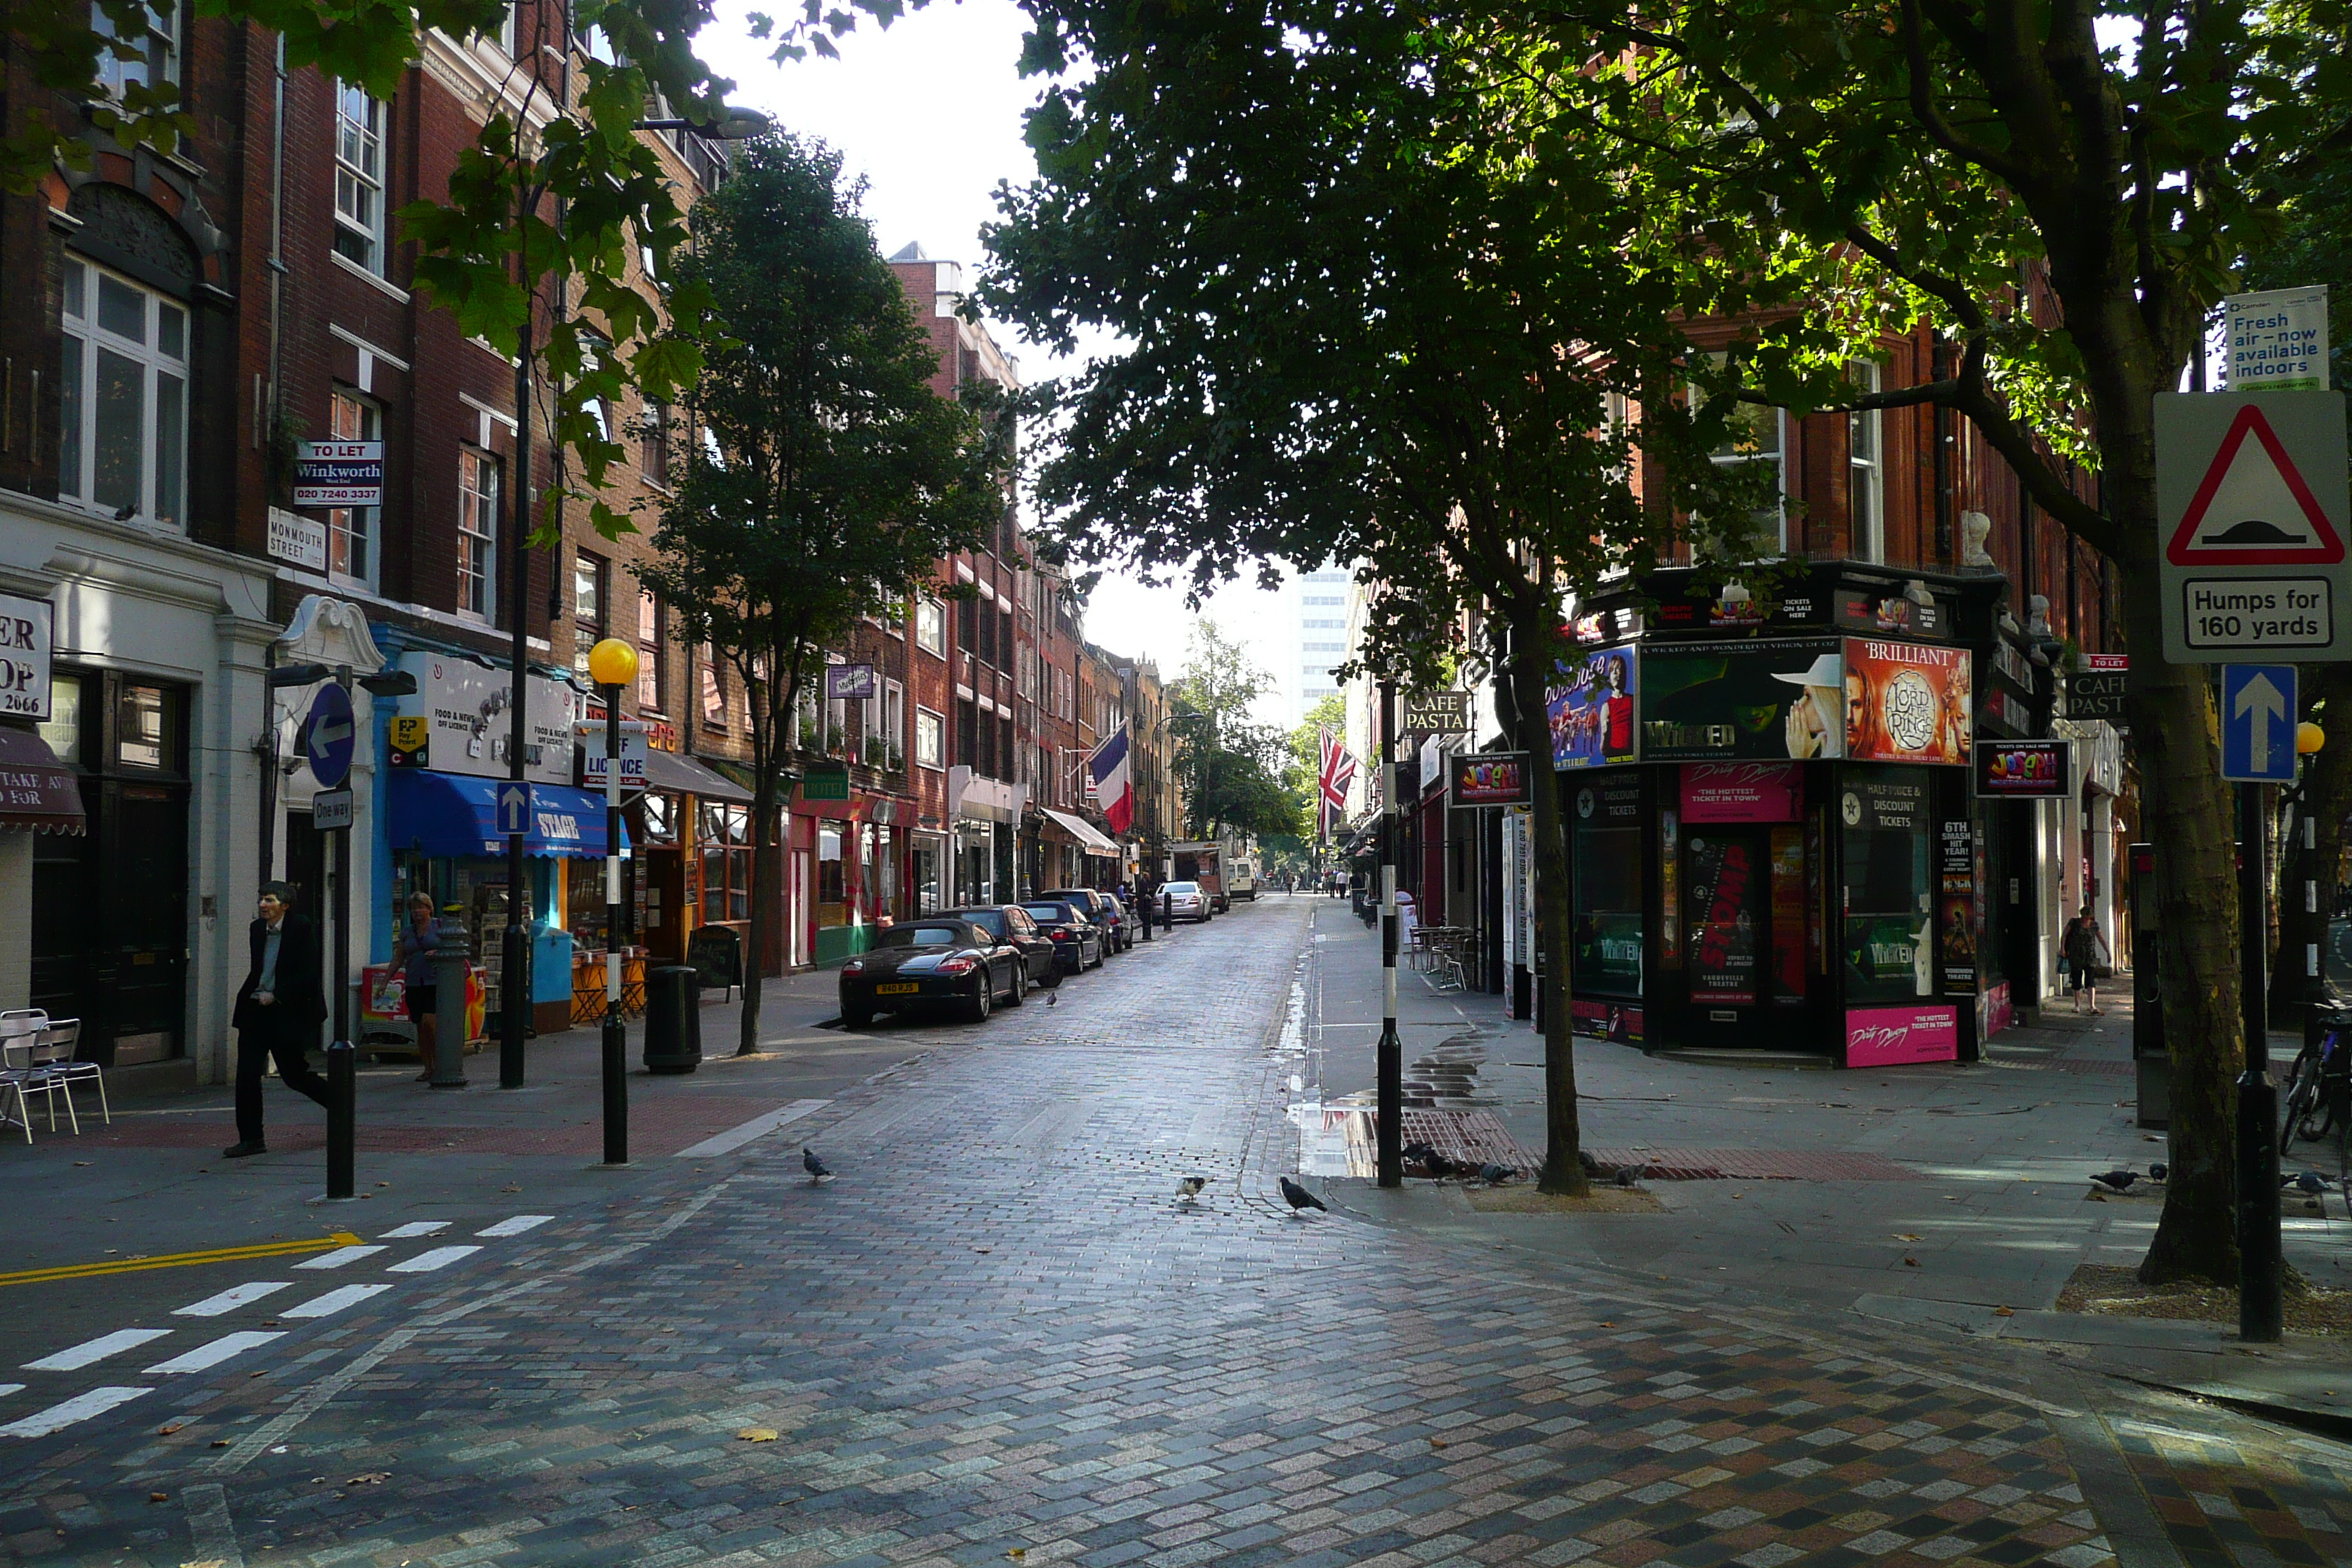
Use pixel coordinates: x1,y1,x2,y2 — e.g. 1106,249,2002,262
326,1040,355,1199
602,1019,628,1165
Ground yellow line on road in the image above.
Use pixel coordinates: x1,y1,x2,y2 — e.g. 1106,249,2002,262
0,1232,366,1287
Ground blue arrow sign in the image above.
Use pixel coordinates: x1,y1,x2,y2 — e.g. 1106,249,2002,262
496,782,532,836
2221,663,2299,783
304,682,356,790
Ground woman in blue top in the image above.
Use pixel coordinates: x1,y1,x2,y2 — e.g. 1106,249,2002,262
395,892,441,1080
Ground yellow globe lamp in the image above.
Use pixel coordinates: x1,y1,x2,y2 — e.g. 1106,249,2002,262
2296,720,2326,755
587,637,638,690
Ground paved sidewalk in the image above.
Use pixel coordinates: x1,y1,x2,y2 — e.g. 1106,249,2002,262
1295,902,2352,1430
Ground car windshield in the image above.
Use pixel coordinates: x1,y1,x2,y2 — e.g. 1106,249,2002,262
1022,904,1079,922
881,925,966,948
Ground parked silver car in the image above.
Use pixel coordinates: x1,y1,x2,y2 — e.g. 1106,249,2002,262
1158,880,1209,923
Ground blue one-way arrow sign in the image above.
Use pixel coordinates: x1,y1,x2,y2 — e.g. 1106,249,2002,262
497,782,532,836
2222,663,2299,783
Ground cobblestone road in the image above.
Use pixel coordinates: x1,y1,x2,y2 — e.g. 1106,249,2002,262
7,902,2350,1567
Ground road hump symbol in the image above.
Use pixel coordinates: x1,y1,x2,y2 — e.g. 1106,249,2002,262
2166,404,2345,565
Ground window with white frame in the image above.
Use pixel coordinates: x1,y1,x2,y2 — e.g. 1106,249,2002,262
914,598,946,655
636,589,666,712
93,0,179,97
333,83,388,274
573,551,609,674
457,448,500,619
914,706,945,769
327,388,380,584
1703,355,1787,552
1847,361,1885,564
883,680,905,769
59,257,186,528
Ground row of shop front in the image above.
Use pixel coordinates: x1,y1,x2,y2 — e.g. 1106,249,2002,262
0,568,1139,1072
1375,565,2130,1068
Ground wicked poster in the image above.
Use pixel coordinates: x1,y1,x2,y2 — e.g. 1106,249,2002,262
1640,638,1846,761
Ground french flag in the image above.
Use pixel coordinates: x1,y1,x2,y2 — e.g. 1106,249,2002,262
1088,726,1134,835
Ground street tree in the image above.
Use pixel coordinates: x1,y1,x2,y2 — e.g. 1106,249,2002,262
984,1,1755,1192
1168,622,1303,840
1505,0,2351,1280
644,132,1007,1055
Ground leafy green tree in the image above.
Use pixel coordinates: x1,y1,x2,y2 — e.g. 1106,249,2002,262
984,1,1752,1192
643,133,1006,1053
1507,0,2350,1281
1167,622,1302,839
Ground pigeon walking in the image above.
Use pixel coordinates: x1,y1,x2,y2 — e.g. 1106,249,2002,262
1613,1164,1646,1188
1045,990,1059,1007
2287,1170,2328,1196
1278,1176,1327,1214
1478,1163,1517,1186
2149,1161,2169,1182
2088,1169,2137,1194
802,1147,832,1184
1176,1175,1209,1203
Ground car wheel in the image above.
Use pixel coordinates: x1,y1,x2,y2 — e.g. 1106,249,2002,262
1003,962,1025,1005
1087,945,1104,970
968,976,992,1023
1039,960,1063,989
842,1003,873,1030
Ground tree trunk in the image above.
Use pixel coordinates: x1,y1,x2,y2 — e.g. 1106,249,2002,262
2117,535,2243,1286
1505,604,1588,1196
2268,664,2352,1025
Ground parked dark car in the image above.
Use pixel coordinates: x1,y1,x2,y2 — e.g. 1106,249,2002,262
1047,889,1128,953
837,919,1028,1028
1020,900,1107,974
941,905,1061,991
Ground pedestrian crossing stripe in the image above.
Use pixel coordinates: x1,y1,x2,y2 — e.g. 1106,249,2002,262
2166,403,2345,565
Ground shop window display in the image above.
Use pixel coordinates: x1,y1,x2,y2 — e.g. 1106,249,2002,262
1841,769,1934,1004
1570,778,1643,996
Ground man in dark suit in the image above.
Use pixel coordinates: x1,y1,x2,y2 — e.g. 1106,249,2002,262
225,880,331,1157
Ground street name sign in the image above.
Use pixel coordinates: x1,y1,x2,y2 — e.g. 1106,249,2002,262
2157,391,2351,663
2220,664,2298,783
304,682,356,789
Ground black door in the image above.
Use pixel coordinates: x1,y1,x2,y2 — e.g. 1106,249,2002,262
99,779,189,1063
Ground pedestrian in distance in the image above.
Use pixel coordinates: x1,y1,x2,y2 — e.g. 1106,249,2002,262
223,880,332,1158
2061,902,2111,1015
394,891,440,1082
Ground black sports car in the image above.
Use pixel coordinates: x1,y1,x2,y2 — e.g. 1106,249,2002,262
838,919,1028,1028
1021,901,1106,974
938,905,1062,992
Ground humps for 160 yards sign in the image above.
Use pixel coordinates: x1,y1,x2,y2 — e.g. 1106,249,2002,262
2157,391,2351,663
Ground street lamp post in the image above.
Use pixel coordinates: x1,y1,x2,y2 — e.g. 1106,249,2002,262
588,637,639,1166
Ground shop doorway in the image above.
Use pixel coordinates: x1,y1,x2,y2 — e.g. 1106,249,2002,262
1681,820,1815,1049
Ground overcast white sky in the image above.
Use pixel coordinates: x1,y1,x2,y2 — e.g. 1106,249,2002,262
698,0,1299,715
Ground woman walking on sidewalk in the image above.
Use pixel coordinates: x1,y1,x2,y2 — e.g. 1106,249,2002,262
395,892,441,1082
2062,903,2111,1014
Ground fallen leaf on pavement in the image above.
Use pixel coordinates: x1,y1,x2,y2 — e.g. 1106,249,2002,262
147,1491,167,1503
347,1473,390,1485
157,1422,184,1436
208,1439,232,1448
1894,1234,1920,1241
1993,1306,2015,1317
736,1428,778,1443
1903,1256,1921,1267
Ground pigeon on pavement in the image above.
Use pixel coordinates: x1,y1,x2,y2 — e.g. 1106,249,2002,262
1278,1176,1328,1214
1613,1164,1646,1188
2089,1170,2138,1194
1045,990,1059,1007
802,1147,832,1183
1177,1176,1209,1202
2288,1170,2328,1196
2149,1161,2169,1182
1478,1164,1517,1186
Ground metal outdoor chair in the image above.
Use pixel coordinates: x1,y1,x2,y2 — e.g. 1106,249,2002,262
0,1010,72,1142
31,1019,102,1129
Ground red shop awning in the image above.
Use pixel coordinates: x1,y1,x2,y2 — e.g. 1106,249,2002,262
0,728,86,835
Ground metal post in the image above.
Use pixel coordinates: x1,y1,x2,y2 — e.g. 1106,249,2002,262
2307,811,2327,1072
1377,679,1401,1188
325,756,354,1197
500,207,535,1091
2237,780,2283,1341
602,683,628,1165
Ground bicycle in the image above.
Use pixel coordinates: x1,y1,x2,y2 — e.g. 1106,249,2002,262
2280,1000,2351,1164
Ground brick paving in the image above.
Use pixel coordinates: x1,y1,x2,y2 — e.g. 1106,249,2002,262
1580,1148,1928,1183
0,902,2346,1567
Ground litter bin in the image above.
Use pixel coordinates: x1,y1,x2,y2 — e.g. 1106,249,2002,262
642,965,703,1074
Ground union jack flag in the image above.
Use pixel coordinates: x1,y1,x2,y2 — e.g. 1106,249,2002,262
1316,728,1357,837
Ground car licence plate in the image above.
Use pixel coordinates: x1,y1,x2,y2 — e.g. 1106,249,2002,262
877,982,921,995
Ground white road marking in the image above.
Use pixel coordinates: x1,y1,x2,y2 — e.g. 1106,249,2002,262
23,1327,171,1371
674,1098,833,1158
175,1281,293,1318
0,1384,21,1398
183,1481,245,1568
380,1221,450,1238
144,1331,285,1373
387,1245,480,1273
475,1214,554,1237
282,1284,392,1319
0,1385,151,1437
296,1245,387,1270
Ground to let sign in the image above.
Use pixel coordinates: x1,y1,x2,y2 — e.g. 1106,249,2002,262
0,592,52,721
293,440,385,508
2156,391,2352,663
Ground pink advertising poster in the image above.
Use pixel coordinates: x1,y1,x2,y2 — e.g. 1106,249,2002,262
1845,1004,1960,1066
1680,761,1803,823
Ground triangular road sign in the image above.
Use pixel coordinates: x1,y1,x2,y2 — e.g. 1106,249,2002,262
2166,403,2346,565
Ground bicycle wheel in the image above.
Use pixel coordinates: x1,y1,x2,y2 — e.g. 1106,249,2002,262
2280,1051,2321,1156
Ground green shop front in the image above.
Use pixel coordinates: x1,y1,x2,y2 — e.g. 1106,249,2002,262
1554,569,1999,1066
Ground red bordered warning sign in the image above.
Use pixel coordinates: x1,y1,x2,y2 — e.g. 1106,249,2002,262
2166,404,2347,565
